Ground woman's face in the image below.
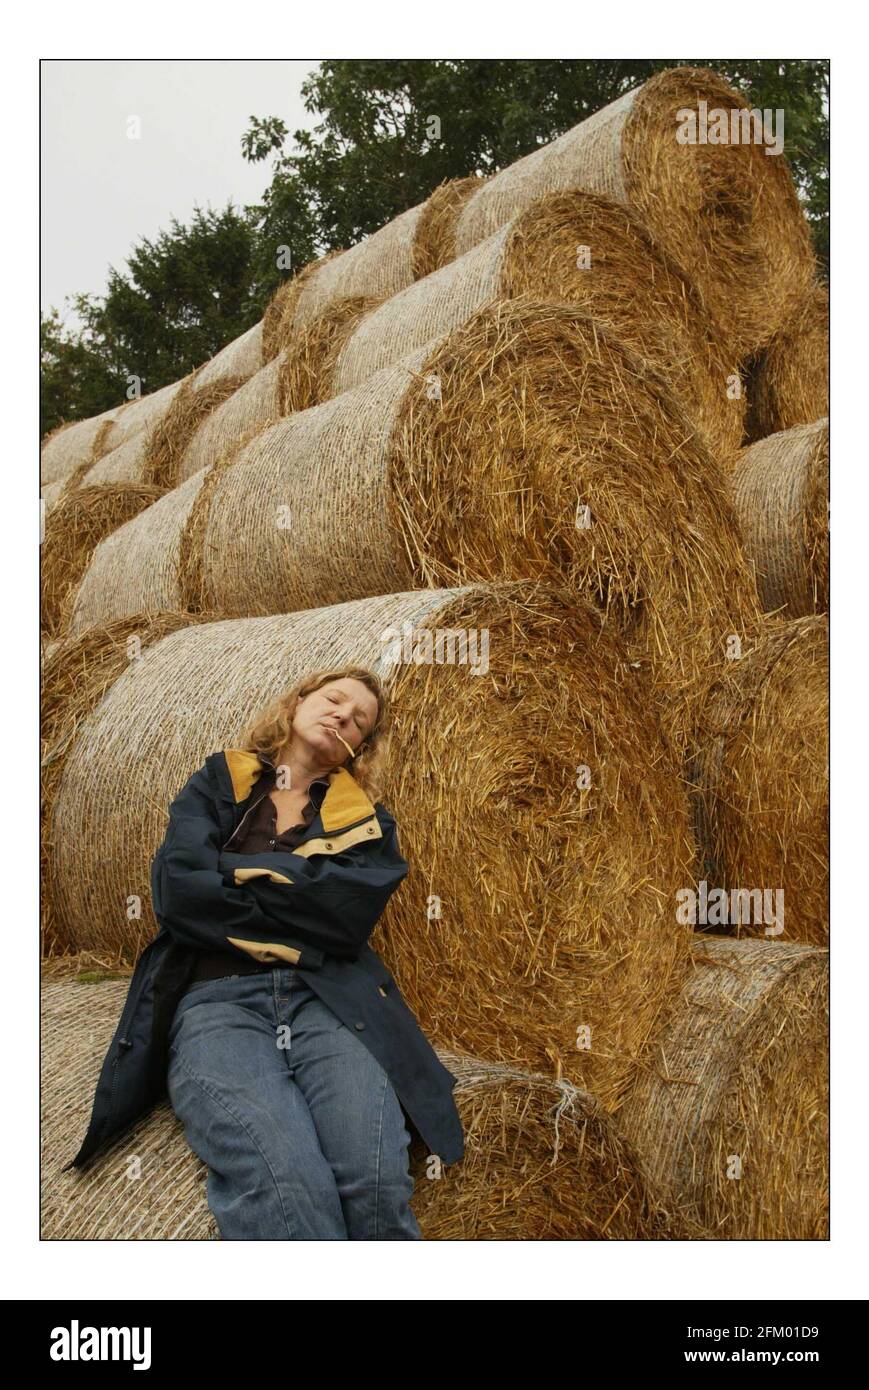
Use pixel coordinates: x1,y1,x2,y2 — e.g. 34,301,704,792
290,677,380,766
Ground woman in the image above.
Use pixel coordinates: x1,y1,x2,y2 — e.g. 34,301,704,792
65,664,464,1239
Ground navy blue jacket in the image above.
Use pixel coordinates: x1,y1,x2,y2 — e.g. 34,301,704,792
62,748,465,1171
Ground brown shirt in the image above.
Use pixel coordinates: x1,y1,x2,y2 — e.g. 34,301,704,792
225,763,331,855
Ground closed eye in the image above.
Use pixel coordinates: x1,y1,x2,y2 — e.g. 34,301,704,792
328,692,366,730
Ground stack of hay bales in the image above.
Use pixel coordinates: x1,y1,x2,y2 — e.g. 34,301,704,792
39,177,486,610
449,66,816,359
263,176,486,358
40,373,254,649
67,299,760,755
41,483,165,637
42,64,828,1240
279,189,744,457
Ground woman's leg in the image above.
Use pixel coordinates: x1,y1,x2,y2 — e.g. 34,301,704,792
167,970,349,1240
284,982,422,1240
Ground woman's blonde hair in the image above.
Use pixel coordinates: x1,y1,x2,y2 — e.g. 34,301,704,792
239,666,392,801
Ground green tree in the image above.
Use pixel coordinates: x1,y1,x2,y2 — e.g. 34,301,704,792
40,305,120,436
41,204,262,432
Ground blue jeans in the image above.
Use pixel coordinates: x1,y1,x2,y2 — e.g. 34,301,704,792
167,966,421,1240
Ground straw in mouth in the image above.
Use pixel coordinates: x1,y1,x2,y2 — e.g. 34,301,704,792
324,725,356,758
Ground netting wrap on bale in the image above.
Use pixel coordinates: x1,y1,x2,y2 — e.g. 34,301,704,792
47,583,696,1110
276,293,388,416
690,613,828,945
71,300,760,753
178,356,285,482
453,66,815,356
189,322,263,391
53,373,245,498
78,432,155,489
261,250,347,363
67,472,207,634
41,484,165,638
101,379,187,455
292,203,428,328
279,178,487,343
619,936,829,1239
41,407,125,487
731,417,829,618
40,977,694,1240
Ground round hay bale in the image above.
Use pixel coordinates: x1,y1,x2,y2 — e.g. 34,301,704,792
748,281,829,439
619,935,828,1239
189,322,263,392
273,181,484,351
40,610,224,957
292,202,427,328
55,374,244,496
41,484,164,637
731,417,828,617
332,189,744,455
56,422,135,497
189,299,759,752
41,979,693,1239
105,379,187,453
140,372,247,490
49,582,696,1109
177,358,286,483
411,175,487,279
454,66,815,357
41,408,124,487
261,249,347,363
690,614,828,945
77,433,151,487
278,294,386,414
67,472,207,635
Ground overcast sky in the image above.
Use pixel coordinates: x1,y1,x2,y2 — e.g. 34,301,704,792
41,60,321,325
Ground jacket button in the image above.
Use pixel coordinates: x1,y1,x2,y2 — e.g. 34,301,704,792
354,1021,365,1031
324,841,333,850
366,826,375,834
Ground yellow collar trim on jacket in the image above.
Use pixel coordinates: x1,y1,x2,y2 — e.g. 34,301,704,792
222,748,377,832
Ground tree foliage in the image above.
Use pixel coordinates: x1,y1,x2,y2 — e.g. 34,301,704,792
42,205,260,433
